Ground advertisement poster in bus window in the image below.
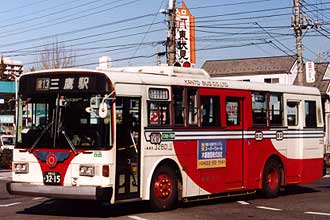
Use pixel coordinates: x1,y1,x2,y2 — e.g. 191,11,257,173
226,101,238,125
149,111,167,124
197,139,226,169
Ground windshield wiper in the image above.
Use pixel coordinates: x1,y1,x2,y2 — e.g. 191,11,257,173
29,121,54,153
61,129,78,155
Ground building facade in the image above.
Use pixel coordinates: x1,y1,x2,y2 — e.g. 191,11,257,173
0,57,23,134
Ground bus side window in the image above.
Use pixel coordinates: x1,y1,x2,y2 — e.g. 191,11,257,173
287,101,299,126
305,100,316,128
187,88,198,126
148,102,170,126
226,98,240,126
252,92,267,127
173,87,185,126
269,93,283,126
200,96,220,127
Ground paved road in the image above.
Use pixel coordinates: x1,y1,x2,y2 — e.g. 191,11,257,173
1,170,330,220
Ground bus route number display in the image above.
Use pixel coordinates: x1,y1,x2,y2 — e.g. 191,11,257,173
148,88,169,100
197,139,226,169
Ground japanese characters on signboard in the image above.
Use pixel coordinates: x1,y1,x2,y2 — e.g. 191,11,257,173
175,2,195,67
34,76,96,93
305,61,315,83
197,139,226,169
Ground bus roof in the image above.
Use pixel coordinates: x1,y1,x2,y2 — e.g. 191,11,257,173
21,66,320,96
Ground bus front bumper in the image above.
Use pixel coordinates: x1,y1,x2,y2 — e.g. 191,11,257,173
6,182,113,201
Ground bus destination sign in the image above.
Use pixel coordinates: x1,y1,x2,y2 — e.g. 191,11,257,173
36,76,92,91
19,73,110,95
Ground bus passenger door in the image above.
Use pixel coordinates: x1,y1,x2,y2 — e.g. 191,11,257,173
115,97,141,200
224,96,245,189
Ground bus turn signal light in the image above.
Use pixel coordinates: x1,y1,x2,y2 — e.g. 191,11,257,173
102,165,109,177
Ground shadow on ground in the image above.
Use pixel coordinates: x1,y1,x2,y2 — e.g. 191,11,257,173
17,184,319,218
18,199,152,218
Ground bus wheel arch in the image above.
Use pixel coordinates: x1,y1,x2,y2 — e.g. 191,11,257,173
260,155,284,198
149,159,182,211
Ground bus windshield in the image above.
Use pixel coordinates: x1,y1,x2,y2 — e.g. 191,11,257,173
16,94,111,150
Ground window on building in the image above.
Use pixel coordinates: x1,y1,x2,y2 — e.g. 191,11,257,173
200,96,220,127
252,92,267,126
148,102,170,126
269,94,283,126
187,88,198,126
226,98,240,126
264,78,271,83
173,87,185,126
287,101,299,126
264,78,279,84
305,100,316,128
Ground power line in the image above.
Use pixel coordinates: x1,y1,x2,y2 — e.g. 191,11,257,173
195,29,292,37
254,22,296,54
0,0,105,30
1,23,165,55
195,5,291,20
0,13,158,49
0,0,141,39
22,40,164,66
0,0,51,14
69,40,272,68
6,29,166,57
0,0,90,25
189,0,271,10
129,0,166,63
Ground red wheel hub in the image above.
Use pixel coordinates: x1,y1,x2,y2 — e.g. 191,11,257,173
266,167,279,191
154,174,173,200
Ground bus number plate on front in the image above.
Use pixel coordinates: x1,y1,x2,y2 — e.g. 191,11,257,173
43,172,61,185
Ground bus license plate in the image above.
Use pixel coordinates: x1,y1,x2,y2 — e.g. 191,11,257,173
43,172,61,185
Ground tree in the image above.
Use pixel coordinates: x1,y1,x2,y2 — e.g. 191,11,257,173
35,40,76,70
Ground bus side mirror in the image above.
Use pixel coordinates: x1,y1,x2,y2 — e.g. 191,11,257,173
99,102,108,118
85,107,94,113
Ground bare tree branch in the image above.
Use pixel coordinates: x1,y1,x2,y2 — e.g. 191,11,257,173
35,39,75,70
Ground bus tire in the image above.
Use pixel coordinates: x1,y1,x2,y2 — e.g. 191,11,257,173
261,158,281,198
150,164,178,211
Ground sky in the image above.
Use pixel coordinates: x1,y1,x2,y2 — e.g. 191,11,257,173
0,0,328,71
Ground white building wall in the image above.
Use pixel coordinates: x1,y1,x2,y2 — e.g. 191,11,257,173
213,73,290,84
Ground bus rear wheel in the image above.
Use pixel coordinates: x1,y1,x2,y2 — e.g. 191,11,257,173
261,158,281,198
150,164,178,211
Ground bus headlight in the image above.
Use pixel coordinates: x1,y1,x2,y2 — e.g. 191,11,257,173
14,163,29,174
79,165,95,177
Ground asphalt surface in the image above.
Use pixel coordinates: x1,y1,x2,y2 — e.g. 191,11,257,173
0,169,330,220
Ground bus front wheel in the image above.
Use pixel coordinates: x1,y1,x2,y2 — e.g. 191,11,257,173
261,158,281,198
150,164,178,211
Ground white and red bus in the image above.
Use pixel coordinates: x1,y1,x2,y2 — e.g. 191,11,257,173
7,66,324,211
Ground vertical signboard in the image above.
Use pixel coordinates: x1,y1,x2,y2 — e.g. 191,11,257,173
175,1,196,67
305,61,315,83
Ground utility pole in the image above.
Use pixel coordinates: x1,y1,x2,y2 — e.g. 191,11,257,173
293,0,304,85
167,0,176,66
0,57,5,80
